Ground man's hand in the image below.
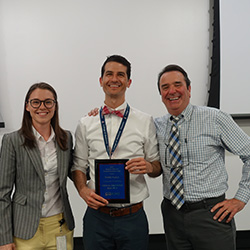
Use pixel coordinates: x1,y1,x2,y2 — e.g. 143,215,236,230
211,198,245,223
0,243,16,250
88,108,99,117
79,185,109,210
125,158,162,177
125,158,151,174
72,170,108,210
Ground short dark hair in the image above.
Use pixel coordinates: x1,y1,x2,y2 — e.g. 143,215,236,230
101,55,131,79
157,64,191,94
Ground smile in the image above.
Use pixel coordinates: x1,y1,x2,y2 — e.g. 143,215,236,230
109,84,121,88
37,112,49,116
168,97,180,101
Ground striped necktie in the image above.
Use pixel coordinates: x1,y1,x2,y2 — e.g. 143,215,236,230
169,116,184,210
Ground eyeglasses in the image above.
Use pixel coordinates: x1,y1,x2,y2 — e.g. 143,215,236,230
28,99,56,109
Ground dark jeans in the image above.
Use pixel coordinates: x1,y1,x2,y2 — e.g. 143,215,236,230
83,206,149,250
161,197,236,250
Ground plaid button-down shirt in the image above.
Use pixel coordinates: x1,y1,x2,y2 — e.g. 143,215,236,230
155,103,250,203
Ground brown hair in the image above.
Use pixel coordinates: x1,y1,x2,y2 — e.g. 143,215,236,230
20,82,68,150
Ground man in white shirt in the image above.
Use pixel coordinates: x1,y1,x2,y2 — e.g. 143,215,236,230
72,55,162,250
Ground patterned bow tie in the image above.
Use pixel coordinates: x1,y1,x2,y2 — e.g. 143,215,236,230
102,105,124,118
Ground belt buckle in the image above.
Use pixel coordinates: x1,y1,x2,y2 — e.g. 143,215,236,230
109,207,120,217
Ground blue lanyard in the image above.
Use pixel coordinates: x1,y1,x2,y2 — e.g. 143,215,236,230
99,104,130,158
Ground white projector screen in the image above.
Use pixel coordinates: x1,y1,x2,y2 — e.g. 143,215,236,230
220,0,250,116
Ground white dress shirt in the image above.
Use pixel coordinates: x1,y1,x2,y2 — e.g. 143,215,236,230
72,102,159,206
33,127,63,217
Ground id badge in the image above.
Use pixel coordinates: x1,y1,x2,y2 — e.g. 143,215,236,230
56,235,67,250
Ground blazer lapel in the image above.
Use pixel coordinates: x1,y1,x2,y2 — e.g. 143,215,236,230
25,146,45,184
56,143,67,185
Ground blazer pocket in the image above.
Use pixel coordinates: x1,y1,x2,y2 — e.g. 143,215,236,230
13,193,27,205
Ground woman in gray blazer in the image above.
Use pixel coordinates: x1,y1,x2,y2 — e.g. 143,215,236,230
0,82,75,250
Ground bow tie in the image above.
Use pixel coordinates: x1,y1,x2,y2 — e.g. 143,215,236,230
102,105,124,118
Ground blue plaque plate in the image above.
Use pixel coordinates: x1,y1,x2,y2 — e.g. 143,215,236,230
95,159,130,203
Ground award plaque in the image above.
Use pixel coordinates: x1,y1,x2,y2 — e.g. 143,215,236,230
95,159,130,203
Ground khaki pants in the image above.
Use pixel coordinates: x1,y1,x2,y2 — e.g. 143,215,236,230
14,213,73,250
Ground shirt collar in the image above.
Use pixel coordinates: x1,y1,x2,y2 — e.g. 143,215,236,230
182,103,193,121
32,126,55,143
167,103,193,123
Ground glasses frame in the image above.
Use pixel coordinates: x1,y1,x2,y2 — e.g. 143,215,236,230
28,98,56,109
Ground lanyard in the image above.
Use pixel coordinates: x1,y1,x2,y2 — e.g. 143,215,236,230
99,104,130,158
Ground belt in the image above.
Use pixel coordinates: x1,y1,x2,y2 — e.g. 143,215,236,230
165,194,225,211
98,202,143,217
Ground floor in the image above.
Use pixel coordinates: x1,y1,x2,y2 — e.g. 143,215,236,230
73,231,250,250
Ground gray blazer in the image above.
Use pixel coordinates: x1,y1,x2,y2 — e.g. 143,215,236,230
0,130,75,245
